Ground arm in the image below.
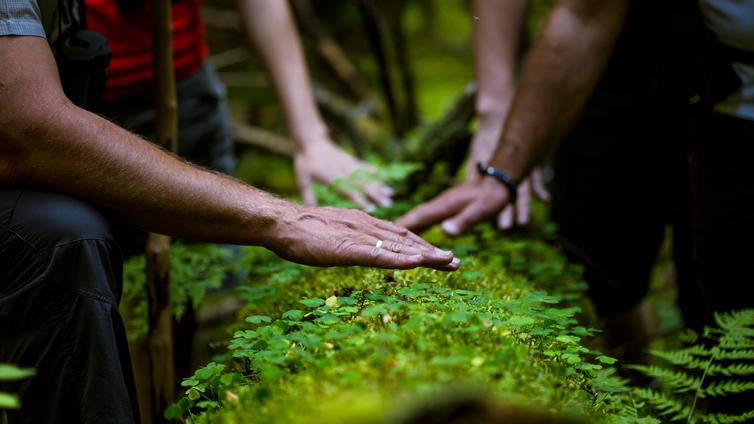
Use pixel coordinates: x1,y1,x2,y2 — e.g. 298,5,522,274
490,0,629,181
468,0,549,230
236,0,392,210
467,0,527,171
398,0,629,234
0,36,457,270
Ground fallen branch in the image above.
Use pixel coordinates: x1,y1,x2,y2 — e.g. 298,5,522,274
291,0,369,99
232,120,295,156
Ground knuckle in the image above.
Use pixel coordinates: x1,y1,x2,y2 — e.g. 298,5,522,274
334,238,354,254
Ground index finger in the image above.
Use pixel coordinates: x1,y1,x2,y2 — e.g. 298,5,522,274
348,245,459,271
396,186,473,233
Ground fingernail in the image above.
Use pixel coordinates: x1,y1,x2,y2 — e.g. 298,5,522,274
442,221,460,236
451,257,461,267
365,204,376,213
435,248,452,257
382,198,393,208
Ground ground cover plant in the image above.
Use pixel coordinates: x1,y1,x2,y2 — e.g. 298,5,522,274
156,221,651,423
0,364,34,423
117,166,754,423
630,310,754,423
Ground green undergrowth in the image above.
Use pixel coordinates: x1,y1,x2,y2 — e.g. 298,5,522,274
0,363,35,424
162,224,659,423
629,310,754,423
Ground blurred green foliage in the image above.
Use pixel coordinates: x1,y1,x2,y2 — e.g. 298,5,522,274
0,364,35,412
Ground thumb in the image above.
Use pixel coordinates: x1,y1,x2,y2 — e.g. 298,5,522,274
296,170,317,206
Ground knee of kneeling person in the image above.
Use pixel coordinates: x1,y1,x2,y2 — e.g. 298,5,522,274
11,190,118,250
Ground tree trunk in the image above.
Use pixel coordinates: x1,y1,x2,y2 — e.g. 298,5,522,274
135,0,178,422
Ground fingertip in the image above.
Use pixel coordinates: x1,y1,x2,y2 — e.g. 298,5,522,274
303,193,317,207
433,256,461,271
434,247,453,258
395,214,413,229
498,210,513,231
421,247,454,264
441,220,461,237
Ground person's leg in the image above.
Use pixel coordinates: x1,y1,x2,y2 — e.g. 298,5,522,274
100,62,235,175
550,106,690,363
0,188,138,424
175,62,236,175
689,112,754,415
690,113,754,312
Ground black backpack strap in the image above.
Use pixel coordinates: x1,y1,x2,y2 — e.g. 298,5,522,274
54,0,112,111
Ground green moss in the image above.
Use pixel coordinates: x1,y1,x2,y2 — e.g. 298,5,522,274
164,225,645,423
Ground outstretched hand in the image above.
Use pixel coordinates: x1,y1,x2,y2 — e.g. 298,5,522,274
396,177,512,236
469,168,550,230
465,119,549,231
294,141,394,211
269,205,460,271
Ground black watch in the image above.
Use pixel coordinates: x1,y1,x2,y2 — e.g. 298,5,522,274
476,162,518,204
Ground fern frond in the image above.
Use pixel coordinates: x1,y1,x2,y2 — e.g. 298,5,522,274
629,365,701,392
706,362,754,377
715,349,754,360
717,335,754,350
650,349,698,365
631,387,690,421
651,351,754,376
699,379,754,398
715,310,754,335
697,409,754,424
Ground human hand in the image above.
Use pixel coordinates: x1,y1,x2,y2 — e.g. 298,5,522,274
269,205,459,270
294,140,394,211
466,119,550,231
396,177,511,236
468,167,550,230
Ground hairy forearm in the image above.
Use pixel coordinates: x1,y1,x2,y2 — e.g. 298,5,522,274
31,107,292,243
490,0,629,180
472,0,528,119
237,0,328,147
0,37,291,246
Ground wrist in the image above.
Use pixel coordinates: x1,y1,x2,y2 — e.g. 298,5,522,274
246,194,301,248
476,162,518,204
291,122,330,153
475,88,514,121
489,137,527,182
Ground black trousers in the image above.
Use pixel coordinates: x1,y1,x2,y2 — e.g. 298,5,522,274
551,101,704,326
0,188,138,423
690,112,754,313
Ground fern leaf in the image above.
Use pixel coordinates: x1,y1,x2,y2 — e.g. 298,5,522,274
697,409,754,424
715,349,754,360
706,362,754,377
631,387,691,420
650,349,696,365
715,310,754,334
699,379,754,398
717,335,754,350
629,365,701,392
